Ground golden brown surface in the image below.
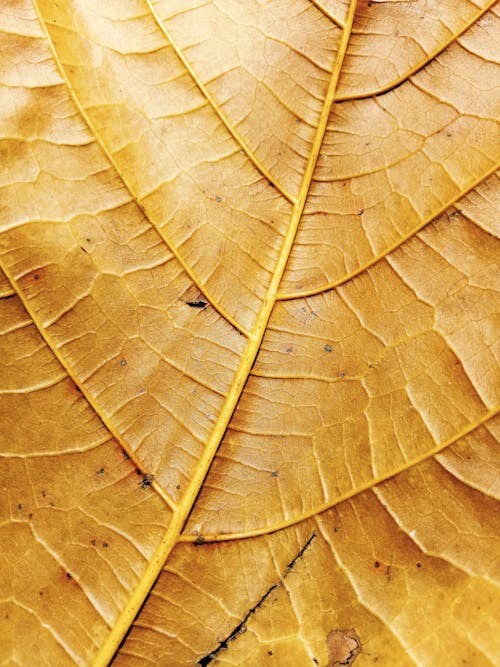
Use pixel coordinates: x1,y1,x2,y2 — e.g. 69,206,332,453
0,1,498,665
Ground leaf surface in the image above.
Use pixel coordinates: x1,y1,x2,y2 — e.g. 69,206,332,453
0,1,499,665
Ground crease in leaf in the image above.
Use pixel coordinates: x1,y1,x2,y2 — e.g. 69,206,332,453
198,532,316,666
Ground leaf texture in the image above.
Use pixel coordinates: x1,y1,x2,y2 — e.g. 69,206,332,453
0,1,499,665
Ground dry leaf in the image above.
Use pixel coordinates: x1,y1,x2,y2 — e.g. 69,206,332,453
1,1,499,666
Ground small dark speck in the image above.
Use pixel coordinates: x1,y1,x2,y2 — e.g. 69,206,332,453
270,470,279,478
120,358,127,366
416,562,422,568
324,344,333,353
91,539,96,546
374,561,381,569
102,542,109,548
295,117,302,124
80,245,88,253
186,300,207,309
339,372,346,378
368,363,374,368
194,535,205,546
122,449,130,460
28,513,33,520
41,490,46,498
34,274,40,281
446,131,452,137
39,591,43,596
176,484,181,490
268,181,275,188
285,347,293,354
96,467,105,475
357,209,364,215
313,659,319,665
140,473,154,489
86,238,91,243
268,651,273,656
17,503,22,510
66,572,72,579
333,526,340,532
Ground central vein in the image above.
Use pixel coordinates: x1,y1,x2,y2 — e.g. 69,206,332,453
92,2,358,664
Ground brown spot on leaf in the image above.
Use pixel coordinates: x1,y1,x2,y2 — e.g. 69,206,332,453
327,629,361,666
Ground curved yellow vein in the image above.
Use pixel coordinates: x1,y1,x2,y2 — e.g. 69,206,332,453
91,2,359,664
146,0,297,204
177,408,499,544
339,0,497,101
0,267,178,515
308,0,346,29
33,0,251,340
276,162,500,301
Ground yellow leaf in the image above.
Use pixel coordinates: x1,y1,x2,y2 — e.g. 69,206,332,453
1,1,499,666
